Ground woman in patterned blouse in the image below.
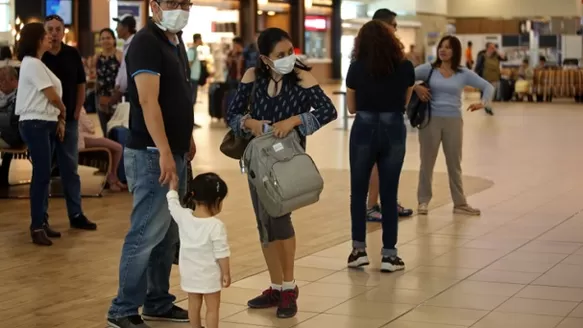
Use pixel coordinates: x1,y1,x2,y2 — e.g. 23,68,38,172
94,28,122,136
226,28,337,319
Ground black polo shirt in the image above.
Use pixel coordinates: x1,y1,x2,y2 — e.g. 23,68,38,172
42,43,86,122
125,19,194,154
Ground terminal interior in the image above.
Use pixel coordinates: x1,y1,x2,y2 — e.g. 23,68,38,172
1,0,583,327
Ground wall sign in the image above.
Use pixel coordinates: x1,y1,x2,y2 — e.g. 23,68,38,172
305,16,327,31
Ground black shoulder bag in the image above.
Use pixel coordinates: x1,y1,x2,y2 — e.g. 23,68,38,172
219,80,257,159
406,68,434,129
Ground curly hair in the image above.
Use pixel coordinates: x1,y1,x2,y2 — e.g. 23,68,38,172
351,20,404,76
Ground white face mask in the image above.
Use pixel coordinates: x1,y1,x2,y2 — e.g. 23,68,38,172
157,8,190,33
272,54,297,75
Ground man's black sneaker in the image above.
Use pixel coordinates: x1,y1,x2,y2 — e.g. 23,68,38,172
276,288,298,318
70,214,97,230
142,305,189,322
381,256,405,272
107,315,150,328
247,287,281,308
485,107,494,116
347,249,369,268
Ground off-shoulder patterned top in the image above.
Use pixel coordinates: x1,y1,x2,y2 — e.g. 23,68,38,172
226,73,338,137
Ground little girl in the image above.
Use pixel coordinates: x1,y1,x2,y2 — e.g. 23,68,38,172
167,172,231,328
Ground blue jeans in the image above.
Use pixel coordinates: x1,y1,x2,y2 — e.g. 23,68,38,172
52,120,83,219
19,120,57,230
350,111,406,257
108,148,187,319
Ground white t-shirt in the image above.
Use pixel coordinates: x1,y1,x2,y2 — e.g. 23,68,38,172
166,190,231,294
15,56,62,121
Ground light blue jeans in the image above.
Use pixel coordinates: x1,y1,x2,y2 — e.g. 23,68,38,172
108,148,187,319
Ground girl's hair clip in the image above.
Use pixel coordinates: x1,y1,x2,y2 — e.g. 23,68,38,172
216,181,220,193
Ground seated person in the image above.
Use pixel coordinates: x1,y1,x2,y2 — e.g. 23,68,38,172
535,56,552,102
515,58,534,102
0,46,20,69
0,66,22,186
77,108,126,191
105,102,130,183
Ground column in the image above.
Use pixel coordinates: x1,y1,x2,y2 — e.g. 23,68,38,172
289,0,305,52
239,0,258,45
77,0,93,57
528,21,539,67
330,0,342,80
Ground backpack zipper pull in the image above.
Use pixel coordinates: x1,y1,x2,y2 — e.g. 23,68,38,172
239,159,246,174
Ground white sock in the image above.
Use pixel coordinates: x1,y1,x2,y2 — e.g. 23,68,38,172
282,281,296,291
271,283,282,291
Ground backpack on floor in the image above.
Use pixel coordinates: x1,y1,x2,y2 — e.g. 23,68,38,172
241,130,323,218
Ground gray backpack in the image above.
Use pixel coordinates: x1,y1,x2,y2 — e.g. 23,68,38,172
241,130,324,218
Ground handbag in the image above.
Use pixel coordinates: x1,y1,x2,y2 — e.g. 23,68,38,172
406,67,434,129
219,80,257,159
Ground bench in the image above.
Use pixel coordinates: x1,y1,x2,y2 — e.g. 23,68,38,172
0,146,112,199
0,146,29,187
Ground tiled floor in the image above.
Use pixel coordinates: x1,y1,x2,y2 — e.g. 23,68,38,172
1,88,583,327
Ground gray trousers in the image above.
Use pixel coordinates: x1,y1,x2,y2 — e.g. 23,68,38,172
417,116,467,207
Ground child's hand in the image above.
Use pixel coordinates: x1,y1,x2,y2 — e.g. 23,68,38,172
222,273,231,288
169,175,178,191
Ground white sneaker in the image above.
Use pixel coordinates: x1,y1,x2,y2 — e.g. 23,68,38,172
453,204,481,216
418,203,429,215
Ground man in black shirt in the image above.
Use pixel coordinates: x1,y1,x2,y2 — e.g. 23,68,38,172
107,1,196,327
42,15,96,231
364,9,414,220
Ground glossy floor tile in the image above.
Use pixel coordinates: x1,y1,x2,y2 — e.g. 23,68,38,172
2,91,583,327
